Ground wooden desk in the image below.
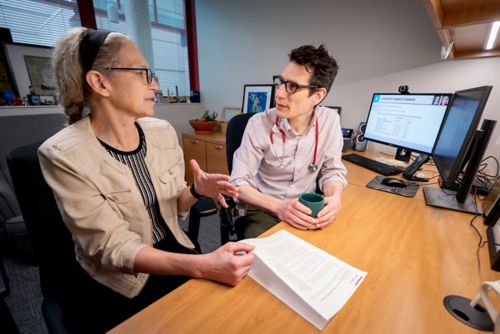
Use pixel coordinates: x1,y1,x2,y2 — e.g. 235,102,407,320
110,155,499,334
182,132,228,184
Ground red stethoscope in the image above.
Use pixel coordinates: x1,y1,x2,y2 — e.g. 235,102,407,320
269,116,319,172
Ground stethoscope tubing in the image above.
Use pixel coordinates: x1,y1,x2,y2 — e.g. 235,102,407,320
269,116,319,172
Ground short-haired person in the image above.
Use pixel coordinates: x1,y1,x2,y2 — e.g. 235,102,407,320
39,28,255,333
230,44,347,238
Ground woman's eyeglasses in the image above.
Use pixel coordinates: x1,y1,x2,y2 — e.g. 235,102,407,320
102,67,156,85
273,76,320,94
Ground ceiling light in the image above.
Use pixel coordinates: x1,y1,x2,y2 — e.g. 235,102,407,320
485,21,500,50
441,41,454,60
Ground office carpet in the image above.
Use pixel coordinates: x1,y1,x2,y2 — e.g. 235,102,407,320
3,213,222,334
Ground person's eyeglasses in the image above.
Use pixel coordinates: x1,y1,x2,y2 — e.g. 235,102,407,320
273,75,320,94
102,67,156,85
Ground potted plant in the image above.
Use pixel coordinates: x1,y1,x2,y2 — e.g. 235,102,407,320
189,110,219,133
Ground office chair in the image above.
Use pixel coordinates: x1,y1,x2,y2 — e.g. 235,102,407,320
187,196,217,252
0,170,33,263
6,140,213,333
219,113,257,244
1,237,20,333
7,140,74,334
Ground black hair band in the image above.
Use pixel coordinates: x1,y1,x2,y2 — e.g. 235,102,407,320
79,29,110,74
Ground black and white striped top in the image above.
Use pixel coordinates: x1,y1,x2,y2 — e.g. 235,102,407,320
100,124,168,243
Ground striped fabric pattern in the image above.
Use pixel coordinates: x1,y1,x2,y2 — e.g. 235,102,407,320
100,125,168,243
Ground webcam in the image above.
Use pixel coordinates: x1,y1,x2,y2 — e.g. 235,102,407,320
398,85,409,94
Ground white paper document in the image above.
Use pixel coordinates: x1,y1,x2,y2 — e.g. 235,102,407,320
243,230,367,330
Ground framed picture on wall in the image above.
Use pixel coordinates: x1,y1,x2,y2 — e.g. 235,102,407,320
0,43,17,96
241,84,274,113
24,55,56,96
3,42,53,98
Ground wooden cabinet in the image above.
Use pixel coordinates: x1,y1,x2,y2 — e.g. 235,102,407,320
182,132,228,184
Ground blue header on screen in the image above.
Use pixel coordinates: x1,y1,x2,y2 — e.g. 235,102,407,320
363,93,452,154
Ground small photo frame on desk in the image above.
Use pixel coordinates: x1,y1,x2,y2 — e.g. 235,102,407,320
27,94,40,105
39,95,56,105
154,89,164,104
242,84,274,113
222,107,240,122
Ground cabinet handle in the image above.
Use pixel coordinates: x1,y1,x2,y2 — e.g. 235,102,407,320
214,145,224,150
191,139,200,144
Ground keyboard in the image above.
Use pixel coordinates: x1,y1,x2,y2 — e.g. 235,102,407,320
342,153,404,176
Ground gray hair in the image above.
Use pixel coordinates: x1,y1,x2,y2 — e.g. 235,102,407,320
51,28,131,124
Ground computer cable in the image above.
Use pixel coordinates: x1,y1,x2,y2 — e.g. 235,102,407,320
479,155,499,177
424,181,440,186
471,191,487,280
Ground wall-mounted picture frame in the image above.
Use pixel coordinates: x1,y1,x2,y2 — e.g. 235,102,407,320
24,55,56,96
222,106,240,122
242,84,274,113
2,42,53,98
0,43,17,96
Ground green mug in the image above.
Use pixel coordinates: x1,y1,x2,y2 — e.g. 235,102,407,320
299,193,324,218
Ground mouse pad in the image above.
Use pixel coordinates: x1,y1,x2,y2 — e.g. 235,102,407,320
366,176,419,198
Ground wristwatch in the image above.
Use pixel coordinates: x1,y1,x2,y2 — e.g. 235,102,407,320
190,183,202,199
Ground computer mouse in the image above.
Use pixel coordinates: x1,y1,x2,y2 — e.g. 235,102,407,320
381,177,407,188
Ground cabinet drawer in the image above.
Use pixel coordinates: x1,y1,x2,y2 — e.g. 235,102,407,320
206,143,229,176
183,137,206,184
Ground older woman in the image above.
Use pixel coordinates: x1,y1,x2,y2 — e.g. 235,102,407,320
39,28,254,333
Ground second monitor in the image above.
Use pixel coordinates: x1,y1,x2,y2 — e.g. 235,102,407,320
363,93,452,161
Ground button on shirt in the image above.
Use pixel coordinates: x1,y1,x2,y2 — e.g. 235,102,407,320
230,106,347,201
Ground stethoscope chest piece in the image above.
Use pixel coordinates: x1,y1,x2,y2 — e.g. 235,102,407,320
308,163,318,172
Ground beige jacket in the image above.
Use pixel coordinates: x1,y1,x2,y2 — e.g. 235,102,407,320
38,116,195,298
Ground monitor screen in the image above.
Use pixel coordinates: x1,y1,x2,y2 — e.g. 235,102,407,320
424,86,494,214
363,93,451,154
432,86,492,189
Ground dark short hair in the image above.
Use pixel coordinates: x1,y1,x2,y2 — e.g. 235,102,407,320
289,44,338,93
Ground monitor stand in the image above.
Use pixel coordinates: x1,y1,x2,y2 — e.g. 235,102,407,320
423,187,483,215
395,147,412,163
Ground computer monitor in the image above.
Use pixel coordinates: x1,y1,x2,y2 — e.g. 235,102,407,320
363,93,452,161
423,85,495,214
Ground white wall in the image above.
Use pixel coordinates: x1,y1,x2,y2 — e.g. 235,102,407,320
196,0,442,113
196,0,500,162
333,57,500,159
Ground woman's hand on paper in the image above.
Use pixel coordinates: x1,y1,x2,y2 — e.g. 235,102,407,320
198,242,255,286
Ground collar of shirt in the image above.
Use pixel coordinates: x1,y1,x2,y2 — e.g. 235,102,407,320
276,107,318,138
